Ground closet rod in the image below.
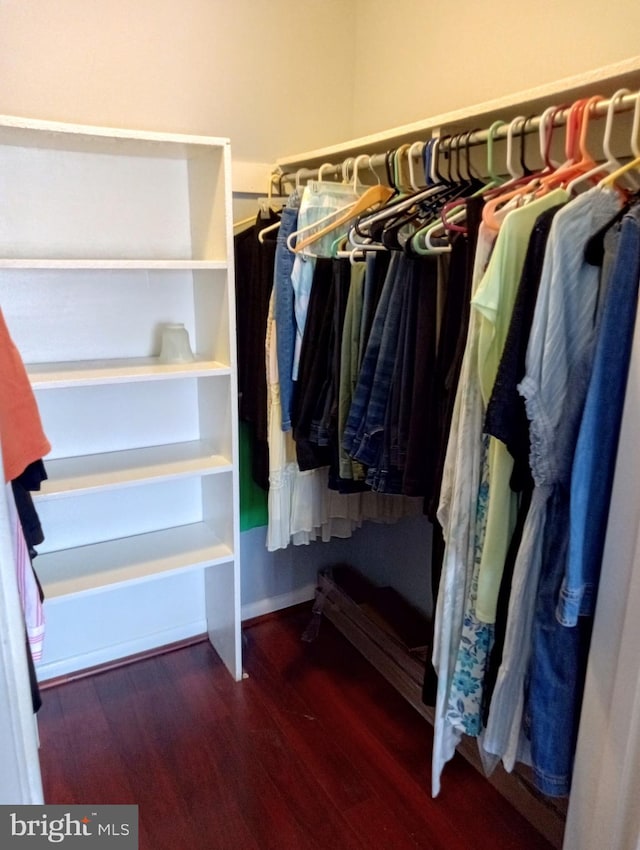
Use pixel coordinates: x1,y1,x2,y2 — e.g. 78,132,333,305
278,88,639,183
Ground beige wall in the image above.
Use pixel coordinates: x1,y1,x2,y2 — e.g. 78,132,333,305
2,1,639,166
351,0,640,136
0,0,355,165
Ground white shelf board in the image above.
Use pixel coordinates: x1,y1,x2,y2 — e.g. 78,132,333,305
28,356,231,389
0,114,229,158
38,523,234,600
37,441,233,499
0,259,228,270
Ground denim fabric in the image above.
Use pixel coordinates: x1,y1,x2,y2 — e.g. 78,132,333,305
521,188,621,797
523,485,591,797
291,181,359,383
559,208,640,625
342,254,398,455
344,254,406,468
274,199,300,431
366,268,411,493
359,251,391,366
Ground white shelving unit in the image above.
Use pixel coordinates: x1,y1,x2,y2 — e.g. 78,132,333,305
0,115,242,682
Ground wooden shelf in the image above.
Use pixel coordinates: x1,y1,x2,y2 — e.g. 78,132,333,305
37,523,234,600
0,259,228,270
28,356,231,389
37,441,232,499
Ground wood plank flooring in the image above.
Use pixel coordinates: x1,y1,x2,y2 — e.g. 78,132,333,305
37,606,558,849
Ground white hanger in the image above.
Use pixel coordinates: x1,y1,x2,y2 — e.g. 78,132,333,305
342,157,355,184
352,154,371,191
408,141,426,190
506,115,526,179
538,105,561,170
631,90,640,159
318,162,335,181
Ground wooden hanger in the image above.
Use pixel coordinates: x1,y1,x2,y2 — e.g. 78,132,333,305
293,183,394,254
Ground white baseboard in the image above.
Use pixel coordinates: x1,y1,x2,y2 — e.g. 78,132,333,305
36,619,207,682
241,582,317,622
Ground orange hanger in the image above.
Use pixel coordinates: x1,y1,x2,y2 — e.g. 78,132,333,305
537,96,603,193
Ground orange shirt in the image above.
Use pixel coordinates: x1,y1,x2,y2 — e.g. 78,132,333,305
0,309,50,481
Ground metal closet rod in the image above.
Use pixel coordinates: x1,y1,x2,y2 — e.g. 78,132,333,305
278,89,640,183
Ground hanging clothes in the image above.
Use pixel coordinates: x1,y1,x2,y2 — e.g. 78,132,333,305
234,210,280,490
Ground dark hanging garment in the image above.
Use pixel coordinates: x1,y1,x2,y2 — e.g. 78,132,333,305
12,460,47,557
425,196,483,519
400,254,439,497
291,258,335,471
234,213,279,490
481,203,563,723
421,196,482,707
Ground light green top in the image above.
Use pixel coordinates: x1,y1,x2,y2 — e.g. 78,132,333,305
471,188,569,624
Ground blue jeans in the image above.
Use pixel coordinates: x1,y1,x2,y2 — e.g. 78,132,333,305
560,208,640,624
343,254,406,469
274,201,299,431
523,485,584,797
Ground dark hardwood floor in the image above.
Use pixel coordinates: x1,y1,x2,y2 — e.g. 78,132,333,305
38,606,556,849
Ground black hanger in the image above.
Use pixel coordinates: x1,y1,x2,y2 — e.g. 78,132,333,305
519,115,536,177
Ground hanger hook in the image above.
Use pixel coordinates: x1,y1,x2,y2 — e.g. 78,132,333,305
518,115,536,176
317,161,335,181
538,105,557,169
352,154,370,190
295,168,305,192
449,133,462,184
578,95,604,161
506,116,526,178
432,136,447,184
602,89,631,163
423,138,435,186
384,150,396,191
545,103,569,169
407,141,425,190
565,98,589,162
366,154,381,185
486,120,506,183
462,129,481,181
631,90,640,159
341,157,354,184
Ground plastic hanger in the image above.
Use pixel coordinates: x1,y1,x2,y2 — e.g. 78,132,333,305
255,174,294,243
392,144,412,194
567,89,633,195
538,105,563,171
408,141,426,190
481,114,544,228
535,97,597,192
598,91,640,190
632,90,640,158
291,183,394,255
317,162,335,181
